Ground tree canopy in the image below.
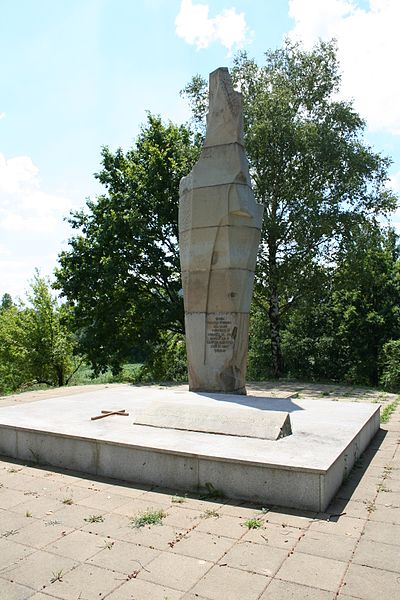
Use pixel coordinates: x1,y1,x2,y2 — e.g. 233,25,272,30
55,114,200,373
183,39,397,376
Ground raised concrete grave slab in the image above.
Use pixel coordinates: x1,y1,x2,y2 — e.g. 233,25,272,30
0,386,380,511
134,401,292,440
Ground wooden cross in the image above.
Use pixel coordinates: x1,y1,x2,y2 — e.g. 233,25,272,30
91,409,129,421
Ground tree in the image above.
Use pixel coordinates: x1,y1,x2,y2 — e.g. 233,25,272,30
0,273,78,394
182,40,397,377
55,114,200,373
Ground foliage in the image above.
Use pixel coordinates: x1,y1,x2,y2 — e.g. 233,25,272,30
130,509,166,528
183,39,397,377
0,273,79,394
55,114,200,375
380,396,400,422
379,340,400,391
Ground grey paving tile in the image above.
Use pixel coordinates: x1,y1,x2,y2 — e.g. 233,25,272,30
190,564,269,600
362,519,400,545
241,521,301,549
343,563,400,600
169,530,234,561
75,490,136,512
308,515,365,538
87,539,160,574
44,529,106,561
161,505,203,528
106,578,183,599
368,503,400,524
1,549,77,590
0,538,36,570
0,578,35,599
265,508,316,529
260,579,335,599
12,519,74,549
48,563,122,599
219,540,287,576
352,538,400,572
0,488,30,509
195,514,247,539
276,553,347,592
138,551,212,592
115,522,186,550
296,530,358,562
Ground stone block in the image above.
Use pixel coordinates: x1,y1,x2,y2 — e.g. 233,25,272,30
134,401,291,440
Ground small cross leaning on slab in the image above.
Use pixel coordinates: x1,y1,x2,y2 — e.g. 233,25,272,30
90,409,129,421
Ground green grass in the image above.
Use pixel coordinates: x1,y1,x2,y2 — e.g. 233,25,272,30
130,509,166,528
243,518,263,529
380,397,400,423
84,514,104,523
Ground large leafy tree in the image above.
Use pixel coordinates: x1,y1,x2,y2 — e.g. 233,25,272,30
0,274,78,394
183,40,397,377
55,115,200,373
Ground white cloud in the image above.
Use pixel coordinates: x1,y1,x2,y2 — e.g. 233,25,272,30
287,0,400,135
0,152,79,298
175,0,249,53
0,112,5,120
0,152,72,233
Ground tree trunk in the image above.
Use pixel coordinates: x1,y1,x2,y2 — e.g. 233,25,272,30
55,365,64,387
269,291,284,378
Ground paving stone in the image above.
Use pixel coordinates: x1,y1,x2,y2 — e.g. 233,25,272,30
75,490,132,512
265,508,316,529
12,518,74,549
44,529,108,561
106,578,183,599
10,494,66,519
80,511,131,537
0,488,30,509
0,508,33,533
352,538,400,572
0,538,36,570
138,551,212,592
195,514,247,539
54,502,108,528
276,553,347,592
219,540,287,576
169,530,234,561
87,539,160,574
1,549,77,590
308,515,366,538
368,504,400,524
296,530,358,562
113,497,173,518
190,564,268,600
162,505,203,528
260,579,335,599
48,563,122,599
241,521,301,549
104,482,149,499
0,578,36,599
325,498,374,520
343,563,400,600
218,501,266,518
362,520,400,544
375,491,400,505
116,522,186,550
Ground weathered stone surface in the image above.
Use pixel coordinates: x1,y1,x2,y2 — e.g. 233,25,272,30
135,401,292,440
179,67,263,394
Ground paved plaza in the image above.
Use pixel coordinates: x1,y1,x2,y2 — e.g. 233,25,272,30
0,383,399,599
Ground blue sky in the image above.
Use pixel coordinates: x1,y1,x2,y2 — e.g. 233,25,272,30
1,0,399,299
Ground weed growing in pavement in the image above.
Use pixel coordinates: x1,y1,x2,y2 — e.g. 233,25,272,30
171,495,186,504
380,397,400,423
50,570,64,583
244,518,263,529
1,529,18,538
102,540,114,550
61,497,74,505
84,514,104,523
200,482,226,500
130,509,166,528
25,510,32,518
201,508,220,519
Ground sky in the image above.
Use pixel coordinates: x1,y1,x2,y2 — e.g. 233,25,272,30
1,0,399,300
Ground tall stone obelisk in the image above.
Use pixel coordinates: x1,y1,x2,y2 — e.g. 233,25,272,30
179,67,263,394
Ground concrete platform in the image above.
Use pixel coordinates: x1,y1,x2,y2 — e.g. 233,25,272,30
0,386,380,511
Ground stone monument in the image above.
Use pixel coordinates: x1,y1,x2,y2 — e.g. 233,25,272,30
179,67,263,394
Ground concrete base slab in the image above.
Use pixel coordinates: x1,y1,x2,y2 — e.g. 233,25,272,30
0,387,380,511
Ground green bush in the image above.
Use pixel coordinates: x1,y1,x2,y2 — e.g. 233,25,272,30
379,340,400,391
